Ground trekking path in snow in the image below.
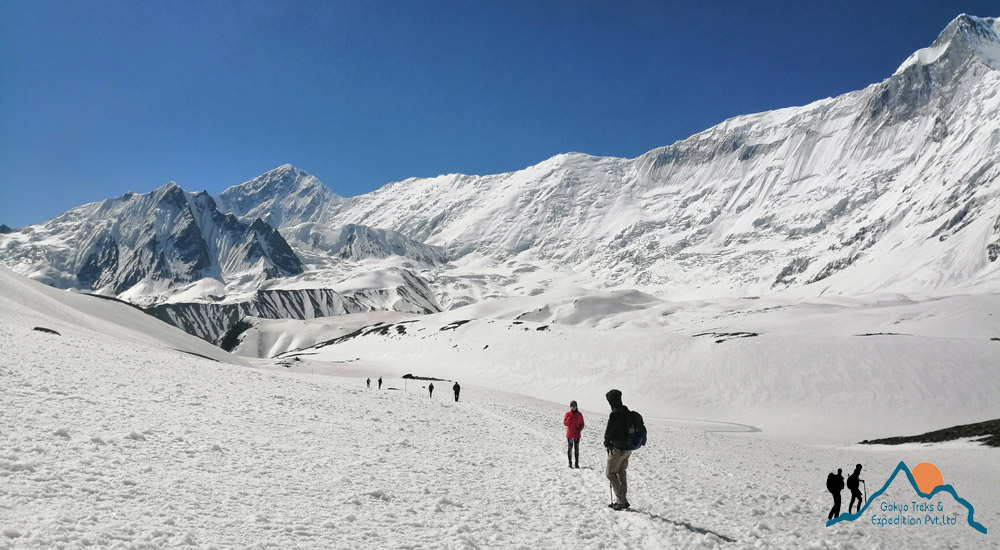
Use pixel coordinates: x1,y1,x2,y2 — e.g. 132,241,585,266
3,323,999,548
0,326,733,548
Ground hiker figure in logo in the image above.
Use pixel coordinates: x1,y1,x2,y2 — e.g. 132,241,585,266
847,464,864,514
827,468,845,519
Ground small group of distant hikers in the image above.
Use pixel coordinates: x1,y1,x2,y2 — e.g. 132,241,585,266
426,381,462,402
827,464,865,519
366,377,461,401
564,389,647,511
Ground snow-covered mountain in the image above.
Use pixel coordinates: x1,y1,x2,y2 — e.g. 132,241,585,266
149,268,442,343
217,164,449,267
284,223,448,267
291,14,999,297
215,164,344,229
1,15,998,338
0,182,302,302
3,17,1000,546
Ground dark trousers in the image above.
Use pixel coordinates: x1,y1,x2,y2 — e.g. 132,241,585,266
828,491,842,519
567,438,580,466
849,490,863,514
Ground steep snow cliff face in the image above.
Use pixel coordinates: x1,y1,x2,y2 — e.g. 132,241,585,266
0,183,302,300
215,164,344,229
217,165,448,267
281,15,998,296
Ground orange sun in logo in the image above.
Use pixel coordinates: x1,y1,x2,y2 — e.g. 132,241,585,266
911,462,944,494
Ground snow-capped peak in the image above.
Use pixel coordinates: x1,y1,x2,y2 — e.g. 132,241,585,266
216,165,344,229
943,14,1000,46
895,14,1000,75
236,165,331,196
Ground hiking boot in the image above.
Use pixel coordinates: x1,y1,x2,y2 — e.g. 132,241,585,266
574,464,579,469
611,502,630,511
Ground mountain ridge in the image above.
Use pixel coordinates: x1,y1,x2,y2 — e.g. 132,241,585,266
1,14,998,316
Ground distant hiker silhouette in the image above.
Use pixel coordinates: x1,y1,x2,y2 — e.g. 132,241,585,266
378,377,382,390
564,400,584,468
453,382,461,402
366,378,371,389
428,382,434,397
847,464,864,514
827,468,845,519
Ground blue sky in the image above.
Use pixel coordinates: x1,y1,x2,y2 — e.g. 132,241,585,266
1,1,996,227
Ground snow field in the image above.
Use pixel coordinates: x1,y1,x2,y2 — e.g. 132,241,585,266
3,320,998,549
0,323,726,548
268,304,1000,444
2,269,997,548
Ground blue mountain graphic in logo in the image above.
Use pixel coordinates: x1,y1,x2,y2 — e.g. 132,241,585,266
826,461,987,534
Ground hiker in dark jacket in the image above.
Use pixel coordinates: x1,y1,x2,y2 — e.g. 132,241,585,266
453,382,461,402
428,382,434,397
604,389,632,510
827,468,845,519
847,464,864,514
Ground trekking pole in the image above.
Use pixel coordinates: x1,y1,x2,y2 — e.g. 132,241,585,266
608,447,614,506
862,480,867,504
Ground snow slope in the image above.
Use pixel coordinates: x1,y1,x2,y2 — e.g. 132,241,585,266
309,15,1000,298
2,281,997,549
0,267,243,365
227,291,1000,444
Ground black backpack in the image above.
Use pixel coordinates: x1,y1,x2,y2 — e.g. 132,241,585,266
847,473,859,491
624,410,647,450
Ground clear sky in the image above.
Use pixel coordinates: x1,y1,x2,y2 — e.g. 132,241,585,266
1,1,996,227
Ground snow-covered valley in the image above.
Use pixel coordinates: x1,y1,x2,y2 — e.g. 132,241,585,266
231,289,1000,444
2,14,1000,549
2,268,998,549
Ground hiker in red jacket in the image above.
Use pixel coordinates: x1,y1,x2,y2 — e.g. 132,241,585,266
563,400,585,468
